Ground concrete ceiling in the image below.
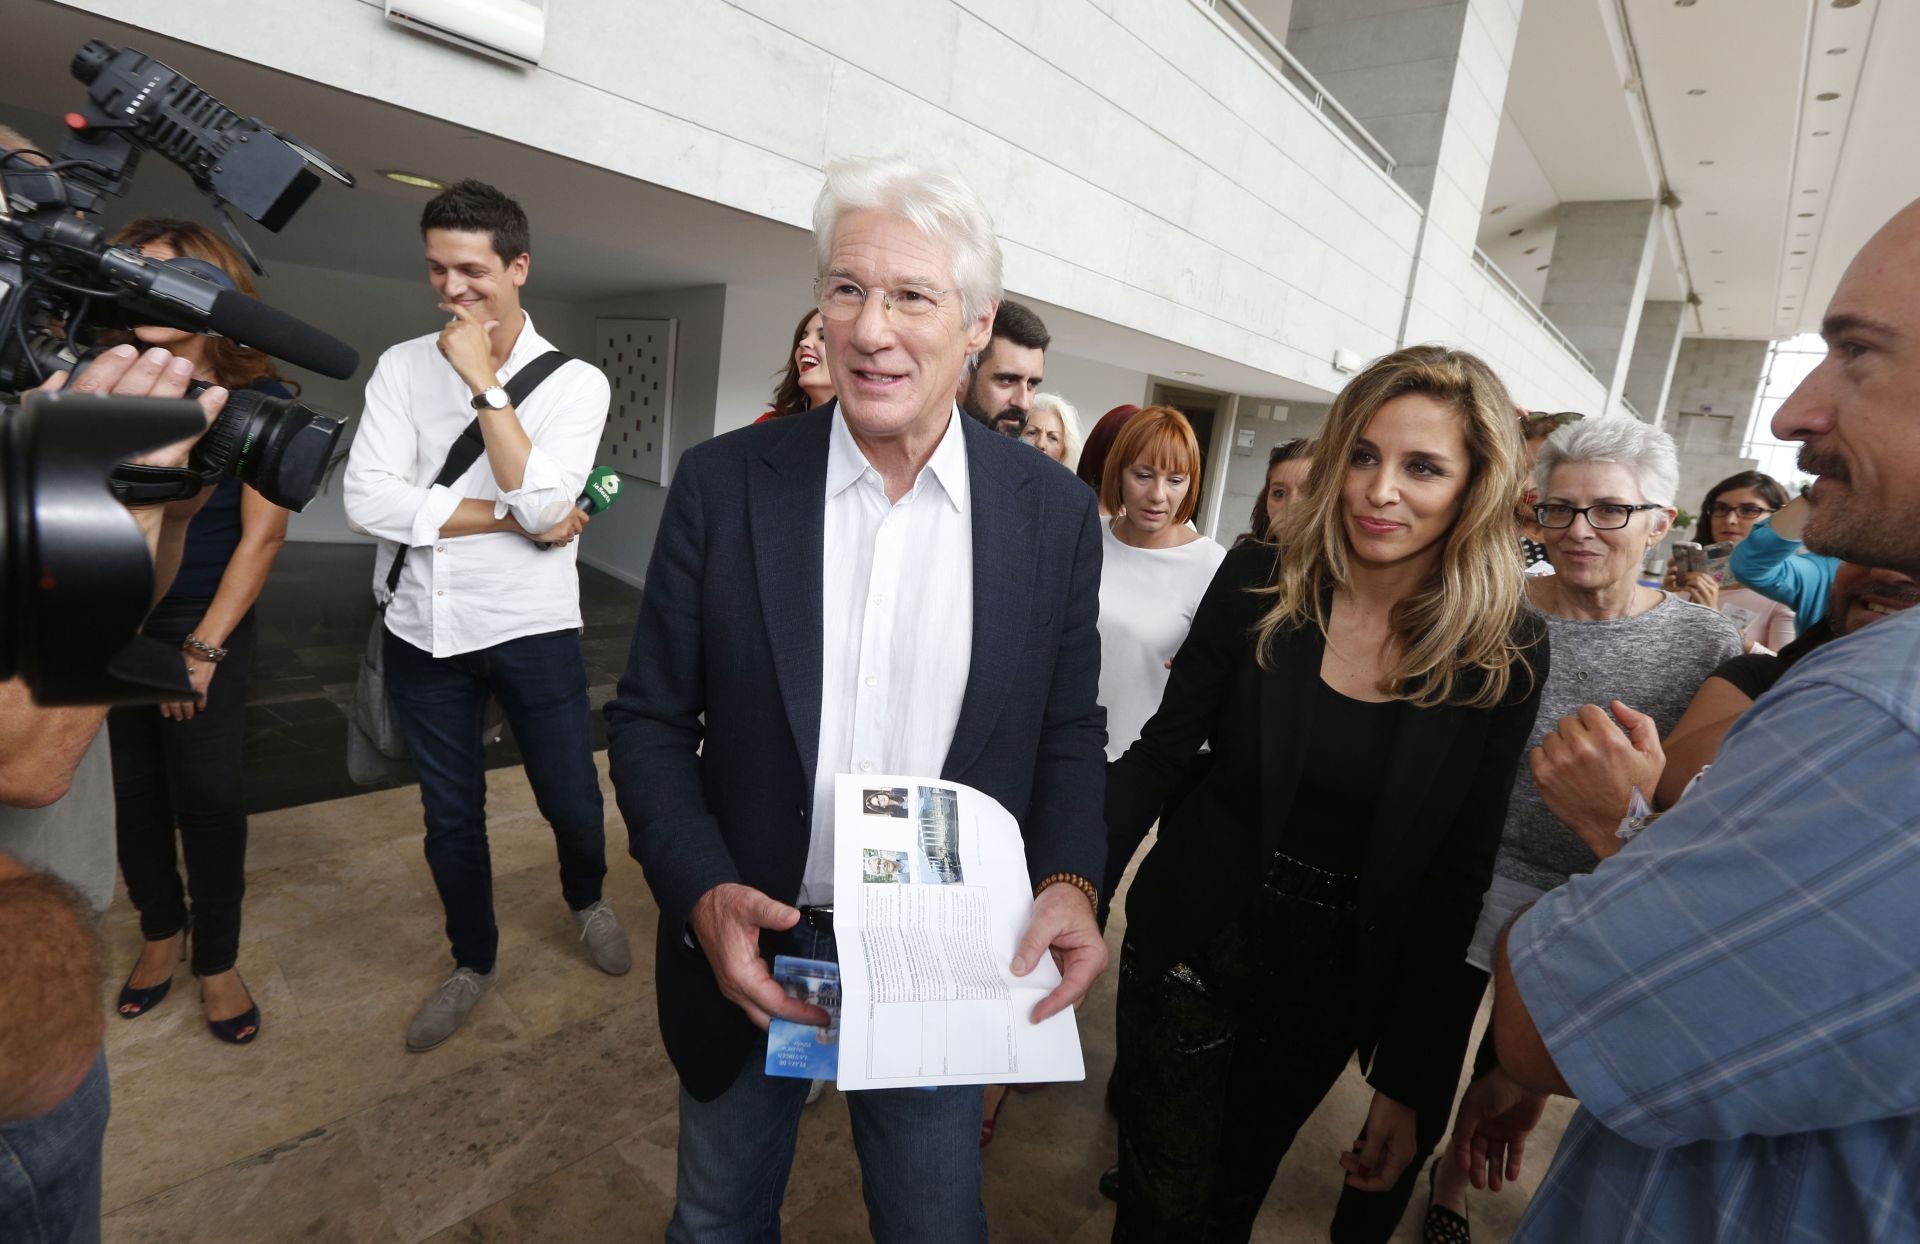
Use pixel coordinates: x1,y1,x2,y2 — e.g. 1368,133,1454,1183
0,0,1334,403
1477,0,1909,345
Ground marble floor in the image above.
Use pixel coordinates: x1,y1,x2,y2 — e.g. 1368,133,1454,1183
94,757,1574,1243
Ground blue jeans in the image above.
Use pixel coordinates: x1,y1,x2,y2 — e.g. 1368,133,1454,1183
384,626,606,974
0,1050,109,1244
669,923,988,1244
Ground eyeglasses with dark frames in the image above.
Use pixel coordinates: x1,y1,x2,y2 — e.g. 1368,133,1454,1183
1707,502,1777,521
1533,502,1663,531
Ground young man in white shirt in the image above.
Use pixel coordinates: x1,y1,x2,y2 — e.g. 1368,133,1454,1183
344,180,629,1052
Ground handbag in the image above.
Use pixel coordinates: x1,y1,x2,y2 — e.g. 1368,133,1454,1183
346,350,575,784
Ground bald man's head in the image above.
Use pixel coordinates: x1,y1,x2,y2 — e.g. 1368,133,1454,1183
1770,197,1920,577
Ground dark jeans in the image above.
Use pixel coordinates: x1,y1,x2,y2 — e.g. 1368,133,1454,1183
106,601,256,977
669,921,987,1244
383,626,605,974
0,1048,109,1244
1111,855,1447,1244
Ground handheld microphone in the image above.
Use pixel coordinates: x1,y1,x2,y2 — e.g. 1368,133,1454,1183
536,466,622,549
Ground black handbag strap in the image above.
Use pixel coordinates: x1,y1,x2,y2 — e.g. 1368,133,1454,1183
383,349,576,595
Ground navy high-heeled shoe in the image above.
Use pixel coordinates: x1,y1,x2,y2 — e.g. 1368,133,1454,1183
115,928,187,1019
202,973,261,1045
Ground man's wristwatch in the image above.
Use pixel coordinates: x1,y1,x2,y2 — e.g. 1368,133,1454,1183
471,386,510,411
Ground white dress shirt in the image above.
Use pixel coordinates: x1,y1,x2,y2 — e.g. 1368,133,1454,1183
801,406,975,906
343,313,610,658
1096,523,1227,761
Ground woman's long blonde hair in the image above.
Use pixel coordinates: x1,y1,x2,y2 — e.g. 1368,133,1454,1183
1257,345,1532,709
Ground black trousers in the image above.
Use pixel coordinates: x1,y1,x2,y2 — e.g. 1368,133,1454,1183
1111,856,1450,1244
106,600,257,977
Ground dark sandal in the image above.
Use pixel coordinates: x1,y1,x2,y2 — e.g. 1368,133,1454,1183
1424,1159,1470,1244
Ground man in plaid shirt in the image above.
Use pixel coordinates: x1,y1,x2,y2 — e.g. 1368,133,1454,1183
1469,198,1920,1242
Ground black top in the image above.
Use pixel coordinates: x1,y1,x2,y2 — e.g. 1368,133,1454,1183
163,378,294,604
1281,679,1405,875
1710,618,1836,700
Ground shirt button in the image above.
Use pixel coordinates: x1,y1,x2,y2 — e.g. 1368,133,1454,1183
859,760,873,772
436,545,447,553
436,590,445,597
865,675,877,687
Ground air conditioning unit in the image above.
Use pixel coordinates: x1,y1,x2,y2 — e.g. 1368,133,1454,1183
384,0,545,68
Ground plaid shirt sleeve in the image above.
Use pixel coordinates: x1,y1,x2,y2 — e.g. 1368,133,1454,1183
1507,622,1920,1151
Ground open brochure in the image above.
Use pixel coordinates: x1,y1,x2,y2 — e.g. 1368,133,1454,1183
825,774,1085,1090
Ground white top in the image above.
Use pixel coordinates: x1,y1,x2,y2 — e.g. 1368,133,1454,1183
343,314,610,657
1096,522,1228,761
802,407,975,906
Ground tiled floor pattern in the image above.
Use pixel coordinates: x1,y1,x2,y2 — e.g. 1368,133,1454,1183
96,756,1573,1243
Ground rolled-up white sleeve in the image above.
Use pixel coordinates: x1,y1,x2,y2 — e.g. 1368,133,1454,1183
344,350,460,546
491,363,609,533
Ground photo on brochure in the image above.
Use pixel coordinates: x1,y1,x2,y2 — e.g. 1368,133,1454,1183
861,848,912,884
915,784,964,885
861,787,911,817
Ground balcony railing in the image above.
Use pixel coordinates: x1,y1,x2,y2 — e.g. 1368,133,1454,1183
1471,248,1597,378
1193,0,1398,177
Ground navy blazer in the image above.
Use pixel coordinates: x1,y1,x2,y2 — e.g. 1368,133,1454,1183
605,404,1108,1101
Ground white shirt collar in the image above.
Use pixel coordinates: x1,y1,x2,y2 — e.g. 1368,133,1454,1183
495,311,551,380
826,403,970,514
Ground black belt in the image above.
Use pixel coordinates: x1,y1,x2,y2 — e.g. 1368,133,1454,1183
798,905,835,935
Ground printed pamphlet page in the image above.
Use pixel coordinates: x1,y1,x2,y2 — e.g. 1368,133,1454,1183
830,774,1085,1090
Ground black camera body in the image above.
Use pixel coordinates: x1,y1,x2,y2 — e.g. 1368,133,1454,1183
1,42,361,703
0,40,360,511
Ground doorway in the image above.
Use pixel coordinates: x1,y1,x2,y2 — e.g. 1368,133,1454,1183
1148,381,1232,537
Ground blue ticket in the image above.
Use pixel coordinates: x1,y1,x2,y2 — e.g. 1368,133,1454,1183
765,955,841,1080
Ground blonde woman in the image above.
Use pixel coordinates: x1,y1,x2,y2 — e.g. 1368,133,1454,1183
1102,345,1548,1242
1019,391,1084,471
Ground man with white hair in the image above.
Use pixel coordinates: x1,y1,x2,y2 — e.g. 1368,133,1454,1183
1458,200,1920,1241
605,157,1108,1241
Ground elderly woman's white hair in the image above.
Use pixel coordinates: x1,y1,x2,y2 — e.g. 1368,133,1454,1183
812,156,1003,326
1026,392,1085,471
1536,415,1680,523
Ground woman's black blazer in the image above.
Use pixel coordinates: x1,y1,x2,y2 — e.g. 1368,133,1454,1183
1108,541,1548,1106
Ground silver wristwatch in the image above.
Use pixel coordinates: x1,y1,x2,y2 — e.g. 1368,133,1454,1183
470,386,510,411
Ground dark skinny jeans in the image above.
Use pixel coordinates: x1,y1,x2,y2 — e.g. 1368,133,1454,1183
107,599,256,977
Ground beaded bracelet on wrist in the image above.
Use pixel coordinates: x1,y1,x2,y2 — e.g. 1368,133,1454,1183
1034,871,1098,911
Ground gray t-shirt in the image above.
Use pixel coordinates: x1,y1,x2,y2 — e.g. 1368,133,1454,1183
0,732,117,913
1493,593,1743,891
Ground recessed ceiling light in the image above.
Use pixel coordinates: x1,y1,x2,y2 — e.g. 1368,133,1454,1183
1813,130,1832,136
1791,250,1807,255
1174,370,1204,378
1705,210,1721,216
1798,212,1816,218
1489,205,1508,215
1508,228,1524,237
1523,246,1538,255
1699,159,1716,165
1827,47,1848,54
1687,88,1708,96
1816,92,1842,101
1803,188,1820,194
379,169,447,190
1832,0,1860,8
1536,264,1549,271
1674,0,1697,6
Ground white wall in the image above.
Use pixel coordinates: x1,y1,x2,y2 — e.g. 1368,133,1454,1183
1038,352,1151,430
1215,400,1329,544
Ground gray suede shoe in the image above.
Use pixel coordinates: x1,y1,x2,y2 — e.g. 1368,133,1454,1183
573,900,632,976
405,966,497,1052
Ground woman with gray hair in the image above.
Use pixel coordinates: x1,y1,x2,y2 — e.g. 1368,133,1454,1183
1423,415,1742,1242
1019,392,1084,471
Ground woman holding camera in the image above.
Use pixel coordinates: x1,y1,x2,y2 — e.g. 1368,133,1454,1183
106,218,293,1045
1104,346,1548,1241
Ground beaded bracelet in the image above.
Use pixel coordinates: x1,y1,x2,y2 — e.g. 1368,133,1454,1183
1034,871,1098,911
182,634,228,664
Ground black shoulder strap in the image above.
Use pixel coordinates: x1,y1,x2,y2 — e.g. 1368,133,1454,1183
383,350,577,595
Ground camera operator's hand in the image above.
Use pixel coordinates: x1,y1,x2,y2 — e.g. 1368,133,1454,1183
35,345,229,598
36,343,229,471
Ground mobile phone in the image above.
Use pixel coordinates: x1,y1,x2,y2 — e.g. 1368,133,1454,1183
1670,541,1704,576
